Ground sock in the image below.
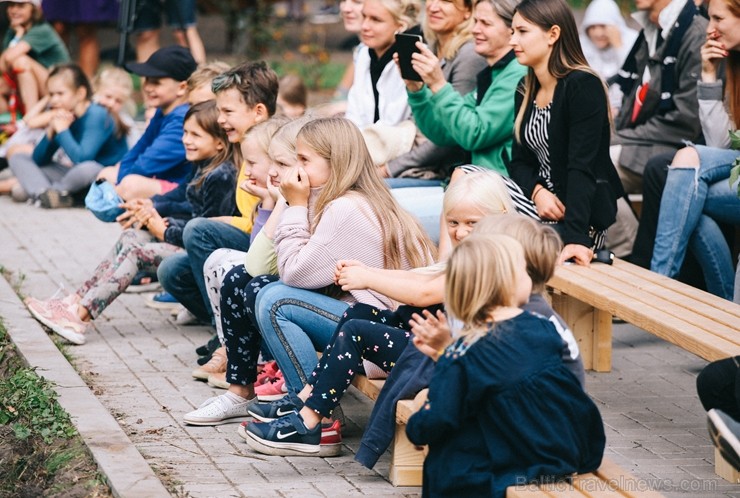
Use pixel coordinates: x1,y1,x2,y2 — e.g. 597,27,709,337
224,391,247,404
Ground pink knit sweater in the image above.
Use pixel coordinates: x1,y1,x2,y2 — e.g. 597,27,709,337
274,192,425,309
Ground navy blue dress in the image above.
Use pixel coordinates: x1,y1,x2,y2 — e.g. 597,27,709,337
406,311,605,497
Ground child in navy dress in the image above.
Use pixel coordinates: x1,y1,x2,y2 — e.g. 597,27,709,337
406,233,605,497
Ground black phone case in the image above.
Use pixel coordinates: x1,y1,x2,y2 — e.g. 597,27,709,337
395,33,423,82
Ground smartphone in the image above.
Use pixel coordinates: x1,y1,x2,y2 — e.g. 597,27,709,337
395,33,423,82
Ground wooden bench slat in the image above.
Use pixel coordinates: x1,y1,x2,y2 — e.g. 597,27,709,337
552,264,740,340
351,375,384,401
571,473,625,497
507,486,557,497
611,259,740,320
549,268,740,363
593,459,665,498
396,399,416,425
587,262,740,330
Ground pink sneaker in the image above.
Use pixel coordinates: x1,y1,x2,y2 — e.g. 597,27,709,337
255,375,287,401
26,298,87,345
256,361,279,386
24,294,78,320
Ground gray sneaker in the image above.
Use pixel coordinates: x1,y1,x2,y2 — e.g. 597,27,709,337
10,183,28,203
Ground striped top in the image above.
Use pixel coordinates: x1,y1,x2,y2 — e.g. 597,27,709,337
523,102,554,191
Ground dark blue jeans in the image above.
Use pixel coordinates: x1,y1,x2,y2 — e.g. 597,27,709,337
158,218,251,322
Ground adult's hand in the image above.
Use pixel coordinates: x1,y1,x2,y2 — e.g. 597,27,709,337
533,187,565,221
701,29,726,83
558,244,593,266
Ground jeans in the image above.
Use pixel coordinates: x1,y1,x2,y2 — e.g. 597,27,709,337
158,218,251,322
385,178,442,188
390,186,443,244
651,146,740,300
254,282,348,395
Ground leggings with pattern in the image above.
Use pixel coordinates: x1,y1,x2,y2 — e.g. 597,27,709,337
77,228,182,319
219,268,279,385
304,303,429,418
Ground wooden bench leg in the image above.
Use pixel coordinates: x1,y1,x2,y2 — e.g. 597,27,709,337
389,423,425,486
551,293,612,372
715,448,740,483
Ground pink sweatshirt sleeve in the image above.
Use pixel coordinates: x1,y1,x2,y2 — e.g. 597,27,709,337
274,196,383,289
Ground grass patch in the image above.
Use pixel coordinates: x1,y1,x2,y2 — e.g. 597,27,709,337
0,321,111,497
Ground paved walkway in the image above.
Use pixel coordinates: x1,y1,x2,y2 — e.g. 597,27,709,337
0,197,738,497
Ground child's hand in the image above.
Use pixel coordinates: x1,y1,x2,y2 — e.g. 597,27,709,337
279,166,310,208
410,309,452,361
335,261,372,290
240,177,270,202
334,259,363,284
50,109,75,133
117,199,152,229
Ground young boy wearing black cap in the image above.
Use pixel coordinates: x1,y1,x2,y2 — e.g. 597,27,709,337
97,45,197,200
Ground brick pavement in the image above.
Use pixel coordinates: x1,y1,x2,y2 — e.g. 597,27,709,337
0,197,739,497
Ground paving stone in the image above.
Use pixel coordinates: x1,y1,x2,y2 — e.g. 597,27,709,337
1,198,739,497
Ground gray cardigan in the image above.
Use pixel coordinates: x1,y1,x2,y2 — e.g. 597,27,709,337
698,80,732,149
612,10,707,175
387,41,487,178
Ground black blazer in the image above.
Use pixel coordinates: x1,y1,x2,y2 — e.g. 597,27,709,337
508,70,624,246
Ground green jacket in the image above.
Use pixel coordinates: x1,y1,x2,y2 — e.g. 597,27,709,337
407,52,526,176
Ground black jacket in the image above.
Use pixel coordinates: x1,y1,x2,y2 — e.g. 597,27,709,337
509,70,624,246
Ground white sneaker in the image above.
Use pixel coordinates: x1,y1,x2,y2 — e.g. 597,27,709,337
175,307,199,325
183,393,257,426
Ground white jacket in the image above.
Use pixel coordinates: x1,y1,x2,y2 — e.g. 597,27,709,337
345,45,411,128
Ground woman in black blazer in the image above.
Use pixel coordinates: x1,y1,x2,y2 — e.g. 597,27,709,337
507,0,623,266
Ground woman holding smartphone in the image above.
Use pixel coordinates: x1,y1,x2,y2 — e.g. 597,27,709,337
381,0,488,185
344,0,422,128
399,0,526,176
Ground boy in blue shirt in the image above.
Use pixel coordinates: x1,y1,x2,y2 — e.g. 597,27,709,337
97,45,197,200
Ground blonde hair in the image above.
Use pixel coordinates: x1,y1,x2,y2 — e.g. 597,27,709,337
443,170,514,216
297,117,436,269
445,234,525,340
244,115,291,158
423,0,475,61
475,214,561,293
375,0,422,31
268,116,314,164
188,61,231,94
93,66,134,138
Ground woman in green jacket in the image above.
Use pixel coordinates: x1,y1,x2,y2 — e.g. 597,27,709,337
401,0,526,176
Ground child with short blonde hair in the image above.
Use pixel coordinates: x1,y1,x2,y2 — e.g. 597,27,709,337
407,234,605,497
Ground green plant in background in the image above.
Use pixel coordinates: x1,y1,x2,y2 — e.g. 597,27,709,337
728,130,740,197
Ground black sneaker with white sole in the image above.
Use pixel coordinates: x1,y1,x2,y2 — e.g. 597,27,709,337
246,412,320,456
708,408,740,471
248,393,304,422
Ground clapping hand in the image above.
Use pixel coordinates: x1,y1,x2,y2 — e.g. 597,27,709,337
410,309,452,360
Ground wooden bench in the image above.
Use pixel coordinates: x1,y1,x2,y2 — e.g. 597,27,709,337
547,257,740,482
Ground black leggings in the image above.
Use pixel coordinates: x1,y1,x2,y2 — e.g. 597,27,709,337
697,357,740,420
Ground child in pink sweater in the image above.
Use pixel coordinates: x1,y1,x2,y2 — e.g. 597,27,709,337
183,117,435,426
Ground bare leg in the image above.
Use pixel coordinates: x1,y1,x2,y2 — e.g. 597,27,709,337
136,29,161,62
96,165,120,184
13,56,48,110
75,24,100,78
228,384,256,400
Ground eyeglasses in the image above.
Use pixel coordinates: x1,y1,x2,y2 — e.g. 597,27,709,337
211,71,242,93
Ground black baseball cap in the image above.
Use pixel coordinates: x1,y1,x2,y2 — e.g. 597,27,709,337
126,46,197,82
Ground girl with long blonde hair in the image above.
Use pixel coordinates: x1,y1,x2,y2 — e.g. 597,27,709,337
183,117,436,426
